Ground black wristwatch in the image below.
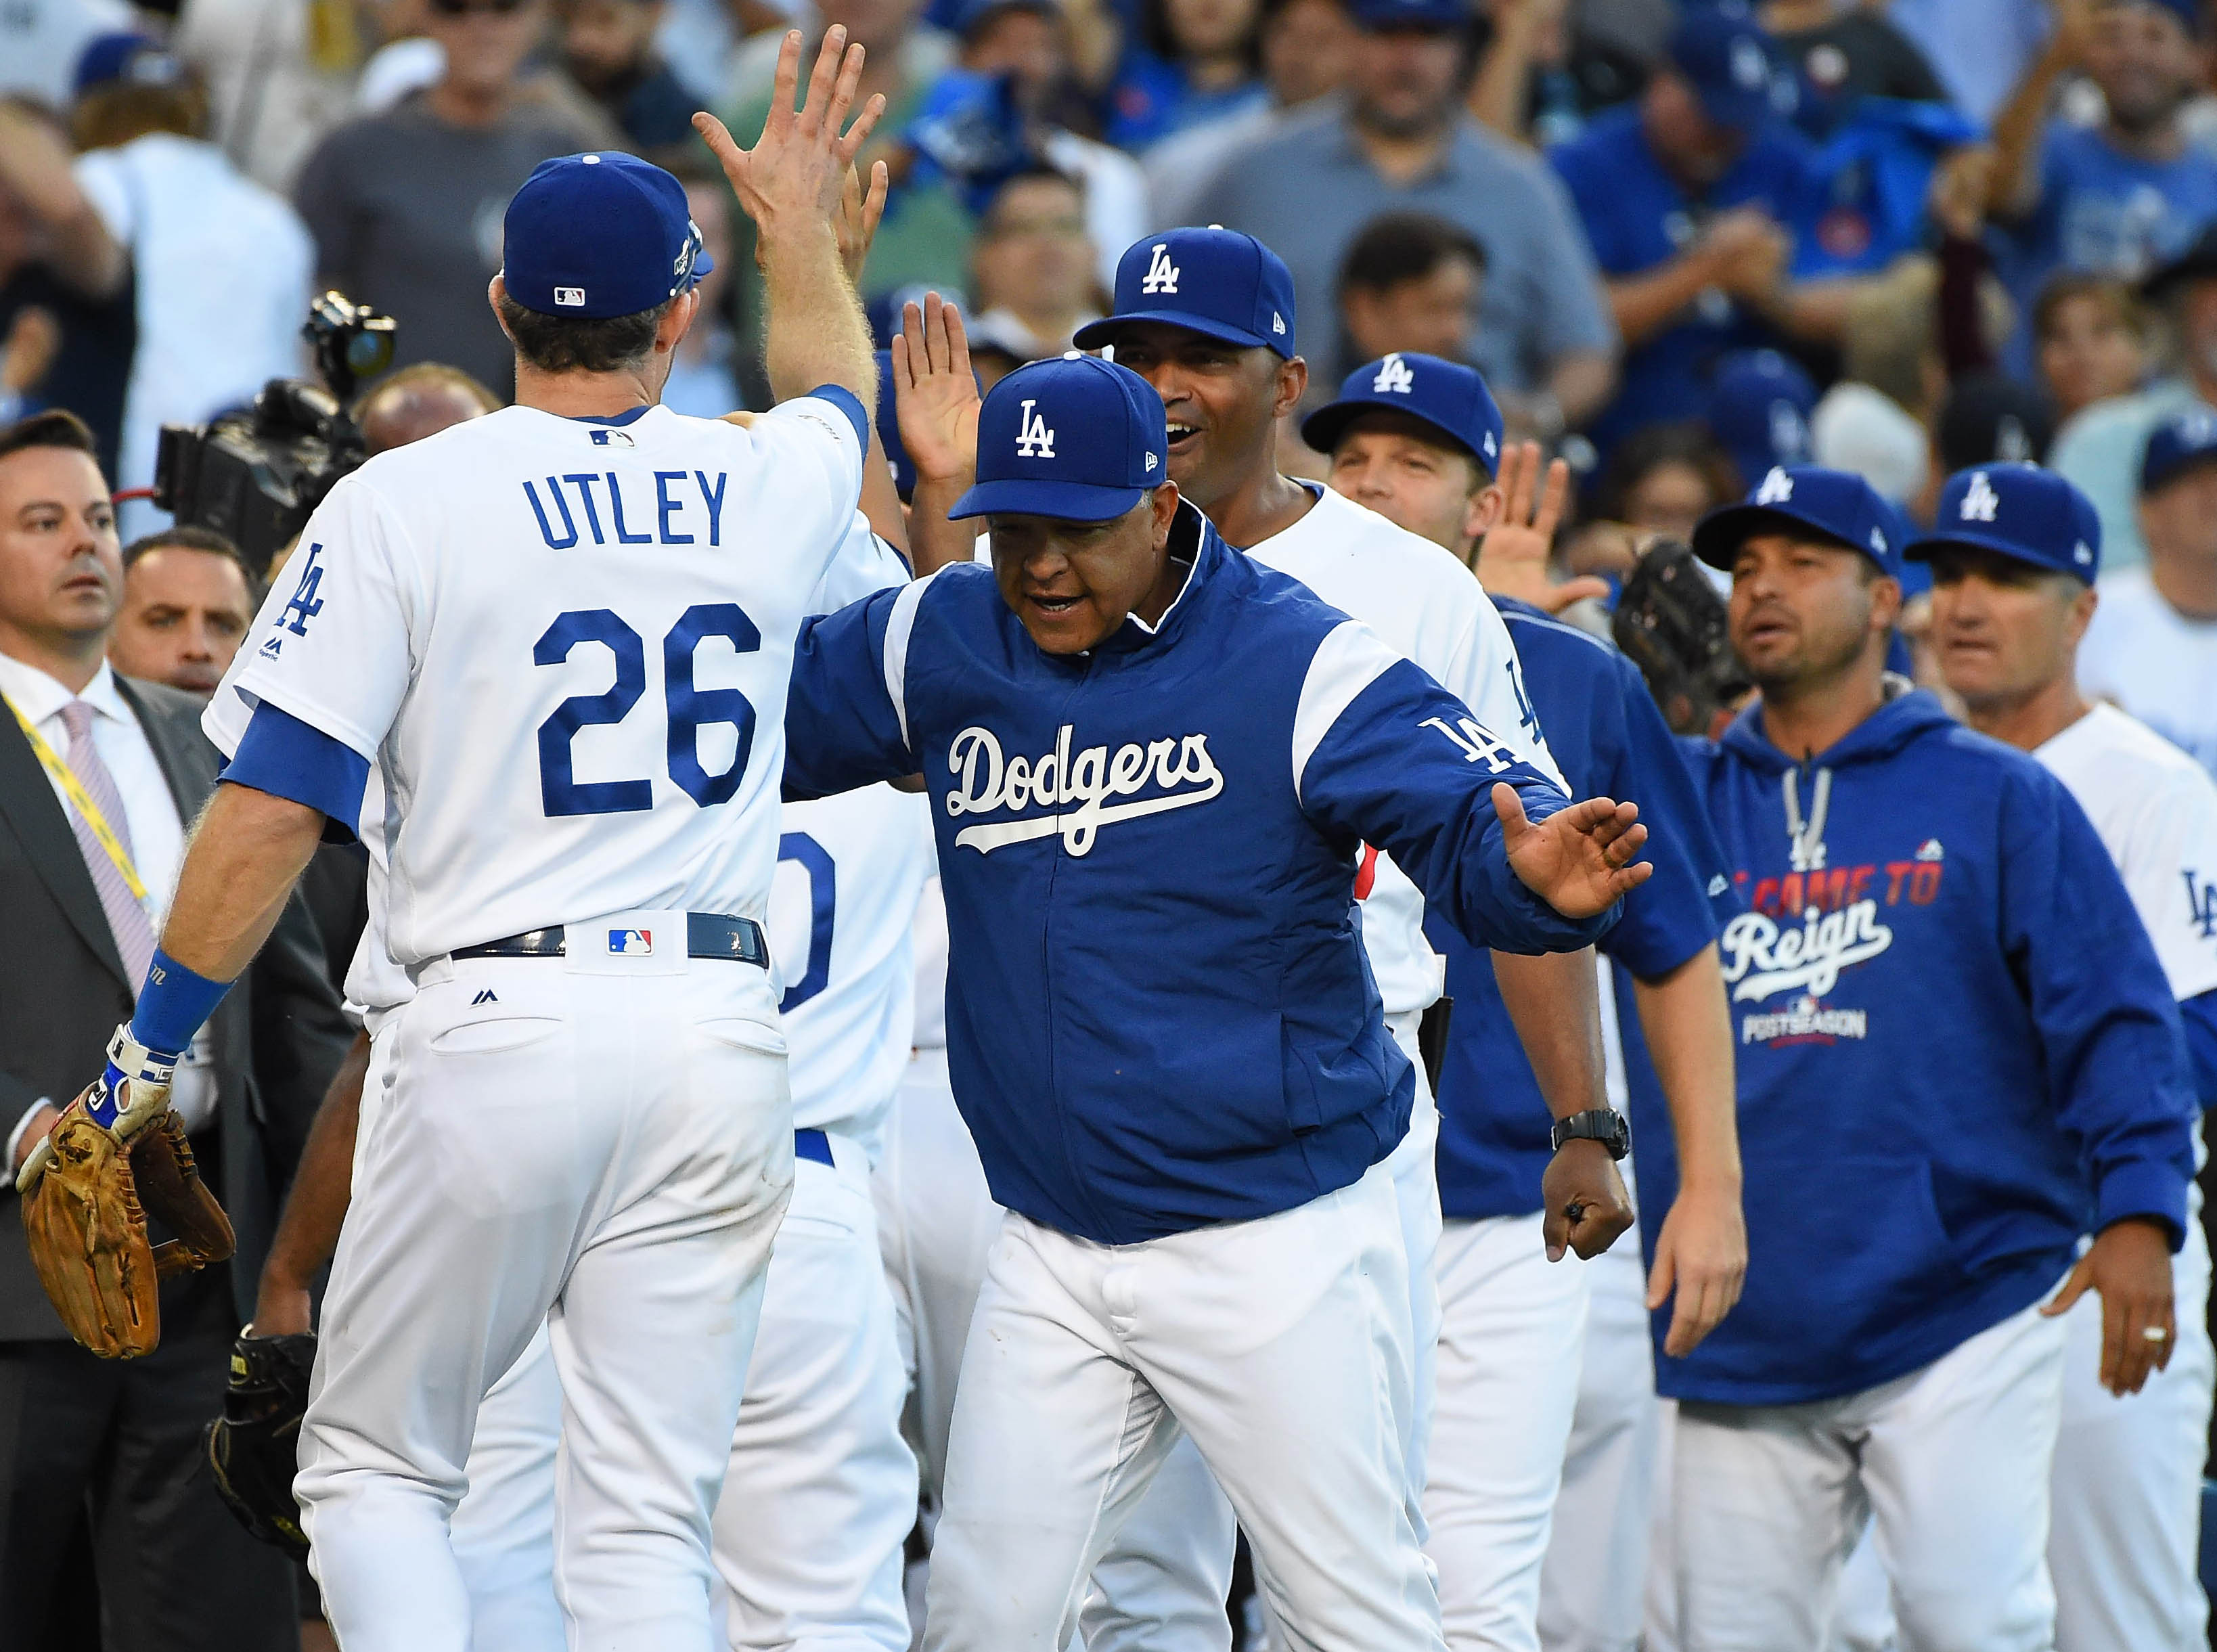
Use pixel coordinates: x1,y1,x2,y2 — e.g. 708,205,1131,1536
1550,1108,1631,1160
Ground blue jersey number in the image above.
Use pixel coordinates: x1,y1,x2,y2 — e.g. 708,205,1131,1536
776,832,836,1012
534,604,761,818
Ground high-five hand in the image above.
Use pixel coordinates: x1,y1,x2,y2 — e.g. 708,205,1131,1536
1496,784,1651,918
893,293,981,487
694,28,886,242
1477,440,1610,614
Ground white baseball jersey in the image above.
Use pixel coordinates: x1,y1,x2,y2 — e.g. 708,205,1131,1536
215,397,864,965
1246,483,1565,1016
2078,567,2217,782
2036,702,2217,1004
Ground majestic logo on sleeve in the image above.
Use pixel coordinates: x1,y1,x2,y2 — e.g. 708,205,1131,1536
1142,243,1180,294
1015,399,1057,458
1372,353,1416,395
1959,471,1999,522
943,724,1224,855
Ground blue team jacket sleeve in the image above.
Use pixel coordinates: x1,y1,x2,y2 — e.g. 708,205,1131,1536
1999,765,2197,1246
2182,989,2217,1109
1597,650,1735,977
782,583,919,799
1293,625,1617,955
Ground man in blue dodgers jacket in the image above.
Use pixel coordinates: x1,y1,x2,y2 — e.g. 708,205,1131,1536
782,353,1653,1652
1661,464,2196,1652
1302,353,1747,1652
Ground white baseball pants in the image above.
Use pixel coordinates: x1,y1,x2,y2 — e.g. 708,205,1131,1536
296,945,794,1652
923,1162,1444,1652
449,1324,564,1647
713,1134,918,1652
1672,1287,2069,1652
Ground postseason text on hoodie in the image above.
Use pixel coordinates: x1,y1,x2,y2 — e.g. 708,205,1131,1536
782,506,1615,1246
1659,686,2195,1406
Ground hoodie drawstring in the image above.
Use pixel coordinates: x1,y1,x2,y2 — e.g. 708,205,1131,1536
1783,765,1833,873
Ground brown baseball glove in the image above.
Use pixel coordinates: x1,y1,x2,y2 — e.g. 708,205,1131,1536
20,1101,234,1360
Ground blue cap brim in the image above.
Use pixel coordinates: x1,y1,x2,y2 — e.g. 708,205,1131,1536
2142,448,2217,495
1073,309,1282,356
947,477,1152,521
1300,396,1487,473
1690,504,1882,571
1903,529,2091,581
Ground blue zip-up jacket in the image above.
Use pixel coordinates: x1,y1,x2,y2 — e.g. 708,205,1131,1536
1655,688,2195,1405
1426,600,1739,1221
782,506,1615,1244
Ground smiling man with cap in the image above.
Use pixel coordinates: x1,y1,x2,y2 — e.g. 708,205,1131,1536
1655,463,2196,1650
1917,460,2217,1652
783,348,1657,1652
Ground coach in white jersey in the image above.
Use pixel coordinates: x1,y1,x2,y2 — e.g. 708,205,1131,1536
1918,463,2217,1652
27,37,888,1652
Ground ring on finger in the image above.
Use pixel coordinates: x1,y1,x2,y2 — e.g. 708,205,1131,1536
2143,1325,2172,1343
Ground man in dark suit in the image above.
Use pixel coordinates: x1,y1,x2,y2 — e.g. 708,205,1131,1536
0,410,351,1649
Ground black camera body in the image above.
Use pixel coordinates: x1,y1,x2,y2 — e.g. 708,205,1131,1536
153,293,395,575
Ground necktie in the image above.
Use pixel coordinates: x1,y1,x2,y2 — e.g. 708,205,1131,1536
58,699,157,989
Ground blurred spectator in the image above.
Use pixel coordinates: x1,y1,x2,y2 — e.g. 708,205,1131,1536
0,0,133,112
965,165,1102,363
2048,225,2217,571
1145,0,1355,225
293,0,609,399
659,177,743,418
1760,0,1947,132
1704,344,1815,491
556,0,700,154
175,0,368,193
107,525,259,695
0,98,133,476
355,358,503,452
68,36,315,535
2034,270,2151,420
1466,0,1651,150
1935,370,2053,474
1104,0,1270,150
1563,418,1739,587
958,0,1147,288
2077,407,2217,776
1336,211,1484,372
1549,8,1818,453
1188,0,1617,439
1988,0,2217,310
1887,0,2053,127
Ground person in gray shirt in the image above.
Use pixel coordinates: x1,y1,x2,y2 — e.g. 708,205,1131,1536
292,0,612,400
1186,0,1617,439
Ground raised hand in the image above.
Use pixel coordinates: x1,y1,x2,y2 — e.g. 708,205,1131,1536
694,28,887,247
837,159,891,286
1495,784,1651,919
1477,440,1610,613
893,293,982,487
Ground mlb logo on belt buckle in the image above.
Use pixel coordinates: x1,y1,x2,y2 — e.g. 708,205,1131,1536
608,928,654,956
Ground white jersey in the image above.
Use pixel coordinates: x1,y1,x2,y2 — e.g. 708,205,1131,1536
2078,566,2217,782
2037,702,2217,1004
1245,483,1565,1017
214,397,865,966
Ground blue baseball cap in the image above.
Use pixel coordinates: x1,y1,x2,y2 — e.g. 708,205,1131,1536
1691,465,1902,578
501,152,712,320
874,351,917,503
1074,228,1297,357
2140,406,2217,495
1667,7,1781,136
1343,0,1472,30
1707,349,1815,488
75,31,187,95
1301,353,1504,478
1906,464,2101,583
949,354,1169,521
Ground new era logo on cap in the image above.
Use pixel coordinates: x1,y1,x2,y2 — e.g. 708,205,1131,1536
1372,353,1416,395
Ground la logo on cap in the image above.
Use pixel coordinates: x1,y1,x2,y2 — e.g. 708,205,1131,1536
1372,354,1415,395
1959,472,1999,522
1016,398,1056,458
1142,244,1180,295
1755,467,1794,505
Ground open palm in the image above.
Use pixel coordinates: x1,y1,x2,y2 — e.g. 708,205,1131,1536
1496,784,1651,918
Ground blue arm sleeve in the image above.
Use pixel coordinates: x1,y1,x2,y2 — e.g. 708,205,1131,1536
2181,989,2217,1111
1300,657,1617,956
1597,652,1735,978
2000,767,2197,1247
782,583,919,800
221,700,370,840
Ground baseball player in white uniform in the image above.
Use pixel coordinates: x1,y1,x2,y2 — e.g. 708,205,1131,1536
1922,462,2217,1652
39,42,888,1648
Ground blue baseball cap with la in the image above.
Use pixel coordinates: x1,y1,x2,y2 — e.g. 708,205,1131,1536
2140,406,2217,495
501,152,712,320
1708,349,1815,488
1906,464,2102,583
1301,353,1504,478
1668,7,1782,136
1074,227,1297,357
1691,464,1903,578
950,354,1169,521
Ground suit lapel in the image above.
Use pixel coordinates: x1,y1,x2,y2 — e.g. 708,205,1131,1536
115,676,212,827
0,704,130,989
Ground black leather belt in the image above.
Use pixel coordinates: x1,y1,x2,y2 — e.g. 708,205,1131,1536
453,913,768,968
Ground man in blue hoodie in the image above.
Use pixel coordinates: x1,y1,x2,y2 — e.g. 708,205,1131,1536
783,352,1653,1651
1660,464,2196,1651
